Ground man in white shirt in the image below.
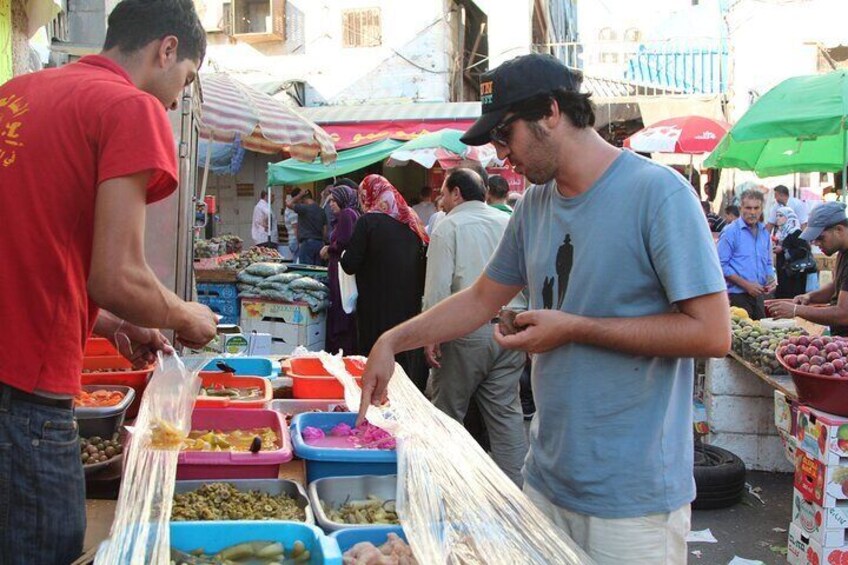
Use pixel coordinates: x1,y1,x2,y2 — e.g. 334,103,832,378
251,190,277,246
423,167,528,486
412,186,436,225
766,184,808,232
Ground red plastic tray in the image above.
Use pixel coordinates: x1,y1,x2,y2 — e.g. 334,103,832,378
80,356,153,419
285,357,364,400
84,338,119,357
777,351,848,417
195,372,272,409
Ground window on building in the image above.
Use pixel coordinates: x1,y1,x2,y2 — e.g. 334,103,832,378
227,0,285,40
598,27,617,41
342,8,382,48
624,28,641,43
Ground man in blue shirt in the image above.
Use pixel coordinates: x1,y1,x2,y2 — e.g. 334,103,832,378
356,54,730,564
717,189,775,319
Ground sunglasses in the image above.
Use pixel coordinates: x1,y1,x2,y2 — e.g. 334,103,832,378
489,114,522,146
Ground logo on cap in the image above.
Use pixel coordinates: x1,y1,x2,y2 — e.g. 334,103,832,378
480,81,493,106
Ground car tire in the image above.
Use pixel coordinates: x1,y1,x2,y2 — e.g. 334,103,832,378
693,444,746,510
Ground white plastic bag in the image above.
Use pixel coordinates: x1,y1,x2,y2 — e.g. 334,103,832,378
339,251,358,314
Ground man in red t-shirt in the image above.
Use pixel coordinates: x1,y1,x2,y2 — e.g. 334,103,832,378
0,1,217,562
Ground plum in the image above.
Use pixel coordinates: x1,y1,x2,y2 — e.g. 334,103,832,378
799,363,812,373
811,355,826,366
834,359,845,372
784,354,799,367
798,336,810,346
797,354,810,365
812,338,824,349
798,345,808,354
778,346,789,357
810,365,823,374
822,363,836,375
807,346,820,358
826,343,840,354
822,336,833,344
828,351,842,362
786,344,798,355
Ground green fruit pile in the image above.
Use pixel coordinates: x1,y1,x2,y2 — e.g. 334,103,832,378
80,434,122,466
731,316,807,375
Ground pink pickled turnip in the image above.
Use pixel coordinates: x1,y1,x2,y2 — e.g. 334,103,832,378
330,423,353,437
302,426,325,441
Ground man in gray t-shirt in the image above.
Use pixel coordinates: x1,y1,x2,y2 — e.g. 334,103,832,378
356,54,730,565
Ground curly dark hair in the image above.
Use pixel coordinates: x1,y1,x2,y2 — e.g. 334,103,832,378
509,87,596,129
104,0,206,63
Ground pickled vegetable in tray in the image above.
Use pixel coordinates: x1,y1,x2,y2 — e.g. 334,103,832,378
75,388,125,407
302,421,395,450
182,427,278,452
199,383,263,400
172,483,304,522
171,540,311,565
323,495,399,525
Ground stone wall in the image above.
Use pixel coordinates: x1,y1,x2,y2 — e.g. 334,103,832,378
705,356,793,472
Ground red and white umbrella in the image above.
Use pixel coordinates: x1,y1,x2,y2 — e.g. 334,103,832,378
624,116,730,154
199,73,337,164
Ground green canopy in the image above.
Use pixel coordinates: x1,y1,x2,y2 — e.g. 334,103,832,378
704,70,848,177
398,128,468,154
267,138,404,185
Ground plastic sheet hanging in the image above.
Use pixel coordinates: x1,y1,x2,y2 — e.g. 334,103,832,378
94,353,207,565
298,350,593,564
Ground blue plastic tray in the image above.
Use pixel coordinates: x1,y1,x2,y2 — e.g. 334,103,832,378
330,526,407,553
291,412,397,482
170,521,341,564
203,357,276,377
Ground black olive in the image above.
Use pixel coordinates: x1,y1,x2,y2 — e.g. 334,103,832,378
249,436,262,454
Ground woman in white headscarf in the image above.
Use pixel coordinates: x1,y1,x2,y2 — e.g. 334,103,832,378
774,206,813,298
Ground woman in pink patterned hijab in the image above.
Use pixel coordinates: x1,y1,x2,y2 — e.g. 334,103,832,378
359,174,429,244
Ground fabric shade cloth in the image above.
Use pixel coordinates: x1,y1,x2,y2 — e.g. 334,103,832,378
704,70,848,177
199,73,337,164
386,128,500,169
624,115,730,154
267,138,404,185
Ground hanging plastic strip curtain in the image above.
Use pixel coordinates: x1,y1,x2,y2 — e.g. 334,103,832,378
305,350,593,565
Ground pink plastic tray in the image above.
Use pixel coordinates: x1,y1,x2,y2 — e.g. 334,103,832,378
176,408,292,480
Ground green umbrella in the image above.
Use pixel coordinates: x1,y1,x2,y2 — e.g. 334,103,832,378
267,138,404,185
704,70,848,177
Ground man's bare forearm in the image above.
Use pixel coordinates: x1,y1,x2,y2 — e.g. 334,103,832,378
796,304,848,327
808,283,835,304
573,313,729,358
569,292,730,358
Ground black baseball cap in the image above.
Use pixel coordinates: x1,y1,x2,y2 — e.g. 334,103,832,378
801,202,848,242
460,53,583,146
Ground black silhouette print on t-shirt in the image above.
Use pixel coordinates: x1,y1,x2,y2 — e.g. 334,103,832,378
542,276,554,310
555,234,573,309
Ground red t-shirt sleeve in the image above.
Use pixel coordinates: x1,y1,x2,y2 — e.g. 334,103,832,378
97,93,178,204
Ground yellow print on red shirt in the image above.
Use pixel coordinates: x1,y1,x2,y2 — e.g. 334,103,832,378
0,93,28,168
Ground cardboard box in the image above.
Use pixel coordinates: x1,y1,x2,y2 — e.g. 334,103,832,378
241,299,325,327
792,488,848,547
795,448,848,508
782,430,799,465
245,332,272,356
797,405,848,466
776,389,797,436
788,521,848,565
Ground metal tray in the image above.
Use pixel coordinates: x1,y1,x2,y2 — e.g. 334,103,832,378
173,478,314,525
308,474,398,532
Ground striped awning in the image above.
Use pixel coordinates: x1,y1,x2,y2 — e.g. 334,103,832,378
198,73,337,164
